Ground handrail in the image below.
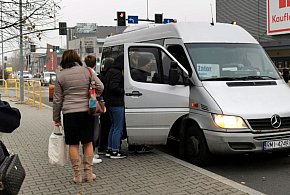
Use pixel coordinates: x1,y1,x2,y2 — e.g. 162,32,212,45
5,79,19,98
0,79,8,97
2,79,42,110
24,80,42,110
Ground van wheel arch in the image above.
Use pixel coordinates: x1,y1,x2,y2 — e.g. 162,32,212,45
183,123,211,166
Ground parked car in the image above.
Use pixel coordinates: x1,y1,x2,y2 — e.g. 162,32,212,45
41,72,56,86
16,71,32,80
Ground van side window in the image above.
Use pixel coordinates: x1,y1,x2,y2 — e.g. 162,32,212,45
129,47,161,83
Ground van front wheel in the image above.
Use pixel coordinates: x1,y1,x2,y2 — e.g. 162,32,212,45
185,126,210,166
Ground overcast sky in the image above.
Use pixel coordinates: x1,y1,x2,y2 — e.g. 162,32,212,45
41,0,216,49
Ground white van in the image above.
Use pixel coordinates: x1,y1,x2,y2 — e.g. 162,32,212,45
102,22,290,165
41,72,56,86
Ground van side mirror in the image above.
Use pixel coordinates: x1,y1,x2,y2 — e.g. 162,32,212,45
184,76,194,86
169,61,179,85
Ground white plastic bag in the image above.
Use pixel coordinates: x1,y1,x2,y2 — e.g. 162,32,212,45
48,126,67,166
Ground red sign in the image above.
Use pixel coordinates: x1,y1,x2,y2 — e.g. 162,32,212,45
279,0,290,8
268,0,290,35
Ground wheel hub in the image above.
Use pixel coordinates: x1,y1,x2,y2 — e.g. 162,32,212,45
187,135,199,156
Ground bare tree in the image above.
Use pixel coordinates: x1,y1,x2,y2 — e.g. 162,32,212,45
0,0,62,52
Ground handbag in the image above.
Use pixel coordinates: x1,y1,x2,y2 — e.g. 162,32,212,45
0,141,26,195
48,126,67,166
87,68,106,115
96,98,106,113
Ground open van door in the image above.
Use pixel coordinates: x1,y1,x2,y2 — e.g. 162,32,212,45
123,43,190,145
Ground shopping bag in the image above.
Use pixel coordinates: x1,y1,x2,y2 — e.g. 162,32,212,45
48,126,67,166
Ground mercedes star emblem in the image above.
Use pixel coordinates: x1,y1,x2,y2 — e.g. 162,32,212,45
271,114,282,129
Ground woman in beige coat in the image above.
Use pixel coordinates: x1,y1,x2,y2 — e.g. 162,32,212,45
53,50,104,184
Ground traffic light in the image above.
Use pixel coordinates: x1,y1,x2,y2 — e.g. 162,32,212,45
117,11,126,26
59,22,67,35
155,14,163,24
30,44,36,52
53,46,60,53
96,58,101,65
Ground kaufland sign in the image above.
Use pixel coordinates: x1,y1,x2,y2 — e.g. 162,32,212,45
268,0,290,35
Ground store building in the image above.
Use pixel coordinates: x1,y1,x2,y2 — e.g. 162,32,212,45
67,24,126,73
216,0,290,70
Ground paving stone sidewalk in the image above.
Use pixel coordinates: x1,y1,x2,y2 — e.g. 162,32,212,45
1,97,265,195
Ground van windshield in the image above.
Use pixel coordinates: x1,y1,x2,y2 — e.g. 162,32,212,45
185,43,281,81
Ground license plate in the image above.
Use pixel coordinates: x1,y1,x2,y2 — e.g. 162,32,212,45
263,139,290,150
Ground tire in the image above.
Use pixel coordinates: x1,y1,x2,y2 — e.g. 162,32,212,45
184,126,211,166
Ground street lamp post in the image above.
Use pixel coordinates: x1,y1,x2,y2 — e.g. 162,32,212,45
1,2,4,80
146,0,149,20
19,0,24,103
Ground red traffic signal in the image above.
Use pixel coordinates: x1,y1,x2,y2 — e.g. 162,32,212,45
117,11,126,26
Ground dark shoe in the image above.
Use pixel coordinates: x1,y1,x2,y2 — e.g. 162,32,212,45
105,150,112,157
110,151,127,159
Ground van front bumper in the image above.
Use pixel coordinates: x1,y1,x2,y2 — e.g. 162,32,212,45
204,129,290,154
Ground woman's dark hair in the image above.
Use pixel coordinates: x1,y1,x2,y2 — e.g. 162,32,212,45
60,50,83,69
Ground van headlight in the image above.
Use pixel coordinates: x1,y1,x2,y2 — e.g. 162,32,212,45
212,114,248,129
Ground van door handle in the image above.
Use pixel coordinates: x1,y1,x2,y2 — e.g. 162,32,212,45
125,91,143,97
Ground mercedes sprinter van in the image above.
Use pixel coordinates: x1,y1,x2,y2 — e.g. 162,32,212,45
101,22,290,165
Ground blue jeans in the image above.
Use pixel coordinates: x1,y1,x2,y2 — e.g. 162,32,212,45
107,106,125,152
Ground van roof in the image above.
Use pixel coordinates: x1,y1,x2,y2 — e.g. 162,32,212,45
103,22,258,47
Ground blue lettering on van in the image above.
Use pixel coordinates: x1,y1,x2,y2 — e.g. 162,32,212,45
198,66,212,72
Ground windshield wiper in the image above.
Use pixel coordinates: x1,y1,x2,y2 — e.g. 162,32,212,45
202,77,241,81
238,76,277,80
202,76,277,81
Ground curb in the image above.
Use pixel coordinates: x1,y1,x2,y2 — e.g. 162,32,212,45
154,150,265,195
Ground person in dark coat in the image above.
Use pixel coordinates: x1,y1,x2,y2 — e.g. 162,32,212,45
103,54,126,159
98,58,114,153
283,68,289,83
130,55,151,82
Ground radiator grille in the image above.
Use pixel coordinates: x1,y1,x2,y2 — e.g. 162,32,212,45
247,117,290,131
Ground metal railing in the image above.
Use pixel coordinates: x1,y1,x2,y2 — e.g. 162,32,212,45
23,80,42,110
0,79,8,97
0,79,42,110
